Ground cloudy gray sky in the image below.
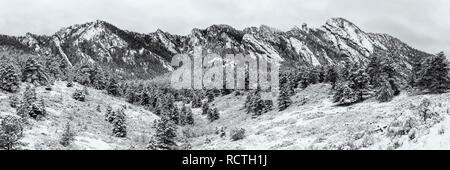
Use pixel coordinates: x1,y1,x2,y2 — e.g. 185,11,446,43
0,0,449,55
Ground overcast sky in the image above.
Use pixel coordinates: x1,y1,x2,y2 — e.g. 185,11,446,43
0,0,448,55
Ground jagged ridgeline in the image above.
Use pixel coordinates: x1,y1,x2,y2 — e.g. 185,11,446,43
0,18,432,81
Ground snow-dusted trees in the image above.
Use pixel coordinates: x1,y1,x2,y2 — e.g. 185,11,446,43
180,105,194,125
413,52,450,93
148,109,178,150
0,116,23,150
59,122,75,147
73,63,109,90
366,55,400,102
245,90,272,117
202,102,210,115
333,81,359,105
325,65,339,89
333,63,371,105
111,109,127,137
207,107,220,122
107,78,120,96
376,78,395,102
104,106,127,137
0,63,20,93
17,86,46,119
22,58,49,86
278,73,293,111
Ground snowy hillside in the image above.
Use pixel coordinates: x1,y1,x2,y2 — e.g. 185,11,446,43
0,81,158,150
0,78,449,150
186,84,450,150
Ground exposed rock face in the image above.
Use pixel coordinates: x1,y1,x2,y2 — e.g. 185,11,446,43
0,18,431,78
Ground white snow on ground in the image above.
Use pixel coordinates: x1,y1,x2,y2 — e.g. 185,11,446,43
399,116,450,150
2,81,450,150
75,136,112,150
189,84,450,150
0,81,158,150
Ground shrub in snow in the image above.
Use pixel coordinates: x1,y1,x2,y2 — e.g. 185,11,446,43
438,126,445,135
9,95,20,108
215,127,226,138
386,115,418,139
179,137,192,150
207,107,220,122
60,122,76,147
0,116,23,150
230,128,246,141
204,138,212,144
66,81,73,87
72,89,86,102
0,63,20,93
417,98,440,123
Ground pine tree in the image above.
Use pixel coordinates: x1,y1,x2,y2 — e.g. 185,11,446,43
148,114,178,150
347,67,371,102
0,115,23,150
278,73,294,111
366,55,400,96
104,106,127,137
333,63,371,105
111,109,127,137
60,122,75,147
107,78,120,96
0,64,20,93
333,82,359,105
376,76,395,102
22,58,49,86
105,105,115,123
415,52,450,93
181,105,194,125
245,91,272,116
202,102,209,115
17,86,46,119
325,65,339,89
278,88,292,111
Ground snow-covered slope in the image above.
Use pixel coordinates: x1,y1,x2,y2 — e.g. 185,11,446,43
187,84,450,150
0,81,159,150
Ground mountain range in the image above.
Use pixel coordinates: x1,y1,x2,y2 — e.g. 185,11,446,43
0,18,432,78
